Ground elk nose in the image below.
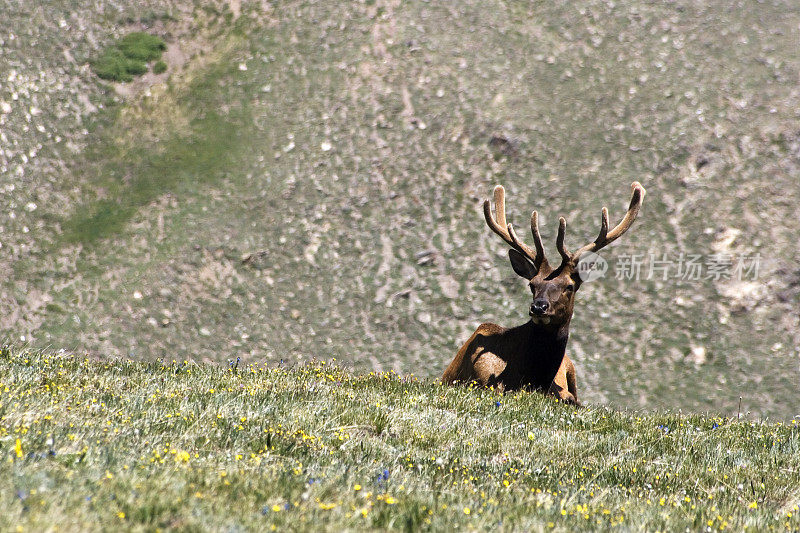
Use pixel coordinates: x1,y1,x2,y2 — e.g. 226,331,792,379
531,299,549,315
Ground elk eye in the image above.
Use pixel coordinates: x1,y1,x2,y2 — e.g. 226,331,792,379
565,284,575,292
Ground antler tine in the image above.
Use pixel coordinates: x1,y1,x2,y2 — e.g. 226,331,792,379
555,217,571,266
605,182,645,241
494,185,506,229
508,223,543,267
597,207,609,244
482,186,507,238
483,185,538,263
569,182,646,264
530,211,548,268
482,186,510,242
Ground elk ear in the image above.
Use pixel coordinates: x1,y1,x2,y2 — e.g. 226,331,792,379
508,249,537,279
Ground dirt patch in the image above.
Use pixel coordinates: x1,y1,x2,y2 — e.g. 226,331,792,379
229,0,241,19
0,284,52,335
114,41,191,99
112,5,226,100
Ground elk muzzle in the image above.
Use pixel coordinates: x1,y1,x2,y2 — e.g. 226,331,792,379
530,299,549,316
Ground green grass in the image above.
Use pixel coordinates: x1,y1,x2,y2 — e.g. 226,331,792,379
116,32,166,62
61,110,241,244
65,47,246,244
153,60,167,75
91,32,166,82
91,47,148,82
9,0,800,423
1,346,798,531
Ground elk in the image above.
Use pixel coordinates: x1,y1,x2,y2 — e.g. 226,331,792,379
442,182,646,405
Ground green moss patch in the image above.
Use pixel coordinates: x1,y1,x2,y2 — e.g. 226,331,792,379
64,52,247,244
152,59,167,74
117,32,166,61
92,32,167,82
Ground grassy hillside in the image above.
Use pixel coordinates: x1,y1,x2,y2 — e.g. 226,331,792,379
1,0,799,419
1,346,798,531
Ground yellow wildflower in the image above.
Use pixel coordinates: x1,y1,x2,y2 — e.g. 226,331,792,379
174,451,190,463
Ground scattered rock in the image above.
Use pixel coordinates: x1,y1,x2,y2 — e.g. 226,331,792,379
689,345,707,365
415,249,437,266
710,227,741,253
438,274,460,299
488,133,518,158
674,296,691,307
718,280,765,313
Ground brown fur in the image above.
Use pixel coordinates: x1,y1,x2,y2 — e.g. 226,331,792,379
442,265,583,405
443,323,580,404
442,182,646,406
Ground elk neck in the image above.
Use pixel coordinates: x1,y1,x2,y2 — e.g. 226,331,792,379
511,318,571,390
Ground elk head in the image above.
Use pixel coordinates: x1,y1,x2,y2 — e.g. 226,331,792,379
483,182,646,328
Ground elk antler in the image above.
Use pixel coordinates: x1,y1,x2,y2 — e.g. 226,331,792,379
566,181,646,266
484,186,548,269
555,217,571,266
